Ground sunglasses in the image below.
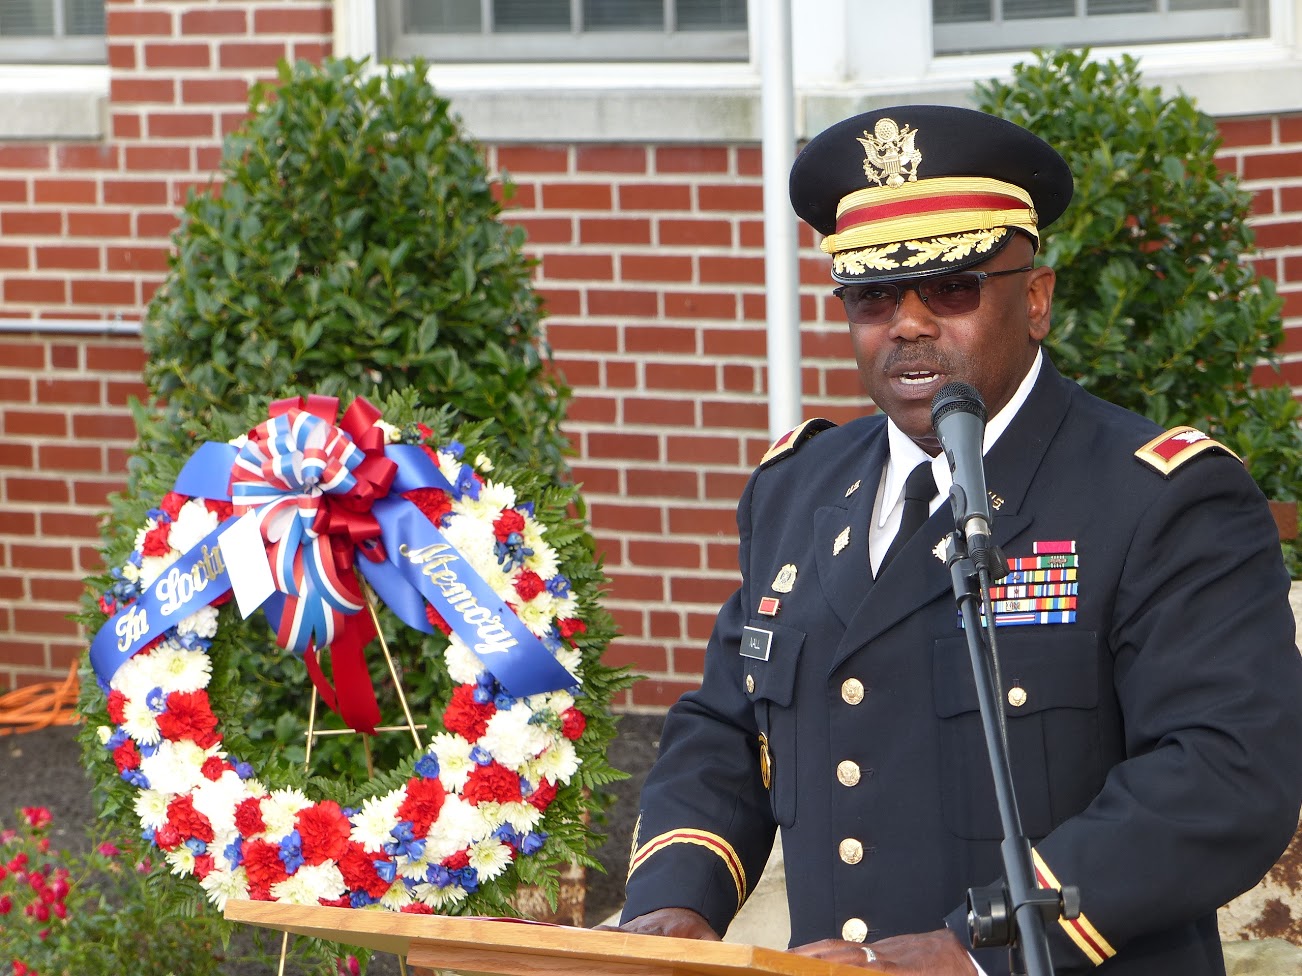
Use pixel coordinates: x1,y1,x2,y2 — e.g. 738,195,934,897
833,266,1035,325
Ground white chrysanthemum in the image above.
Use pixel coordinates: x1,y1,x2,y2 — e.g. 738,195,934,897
139,739,210,796
436,452,463,486
209,827,238,870
270,862,346,905
443,635,485,685
134,788,171,830
350,789,406,850
422,795,482,862
139,551,180,588
479,705,550,771
468,839,513,882
529,738,580,785
502,801,544,835
112,651,160,700
96,725,113,746
143,644,212,694
474,452,494,473
379,883,414,910
524,539,560,580
134,520,156,552
473,800,508,836
440,517,509,592
516,600,558,637
413,883,469,909
429,733,475,793
539,690,576,715
168,501,219,554
191,770,250,837
398,848,437,881
175,605,219,641
372,419,399,443
555,647,582,677
120,560,141,583
454,480,517,522
165,847,196,876
549,594,579,622
200,867,249,911
260,788,311,843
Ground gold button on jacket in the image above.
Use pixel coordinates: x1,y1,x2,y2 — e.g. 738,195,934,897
837,760,861,786
839,838,864,864
841,678,865,705
841,917,869,942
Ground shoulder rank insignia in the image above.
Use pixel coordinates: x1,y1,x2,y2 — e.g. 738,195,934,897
760,418,837,469
1134,425,1240,477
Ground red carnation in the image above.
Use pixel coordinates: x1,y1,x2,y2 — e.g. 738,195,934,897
156,690,220,749
492,509,526,542
528,778,559,812
425,604,452,636
242,839,289,897
234,797,266,838
200,756,229,781
193,854,215,880
401,903,435,914
416,423,435,439
442,849,471,871
557,618,586,645
442,685,496,742
463,762,523,806
320,896,350,908
405,487,454,527
154,823,182,851
296,801,351,866
204,499,234,521
560,707,586,741
397,777,446,835
141,522,172,557
337,844,392,899
513,570,544,602
159,492,188,520
166,795,214,843
112,739,141,772
106,690,127,725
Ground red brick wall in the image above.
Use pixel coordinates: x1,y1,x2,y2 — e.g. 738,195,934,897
0,3,1299,705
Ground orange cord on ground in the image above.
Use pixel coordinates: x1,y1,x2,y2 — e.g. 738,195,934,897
0,662,81,736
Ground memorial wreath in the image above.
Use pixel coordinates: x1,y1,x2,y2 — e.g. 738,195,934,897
79,392,626,916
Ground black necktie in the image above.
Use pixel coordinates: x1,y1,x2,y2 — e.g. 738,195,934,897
879,461,938,571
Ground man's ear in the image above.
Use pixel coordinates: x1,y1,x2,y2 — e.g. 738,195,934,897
1026,265,1055,343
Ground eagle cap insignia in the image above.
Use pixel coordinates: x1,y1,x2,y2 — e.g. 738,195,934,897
858,118,922,188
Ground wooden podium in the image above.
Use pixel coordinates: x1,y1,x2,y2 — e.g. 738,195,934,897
224,900,882,976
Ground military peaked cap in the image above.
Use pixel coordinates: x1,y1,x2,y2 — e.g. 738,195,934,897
789,105,1074,283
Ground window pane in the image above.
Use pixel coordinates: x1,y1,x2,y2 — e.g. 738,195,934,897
585,0,661,29
405,0,480,33
1170,0,1241,8
935,0,992,23
66,0,102,35
0,0,54,36
1087,0,1156,13
677,0,747,29
496,0,569,31
1004,0,1075,19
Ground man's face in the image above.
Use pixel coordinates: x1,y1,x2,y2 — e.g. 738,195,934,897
845,235,1055,456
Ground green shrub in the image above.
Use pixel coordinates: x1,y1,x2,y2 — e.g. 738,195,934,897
976,49,1300,570
143,57,569,472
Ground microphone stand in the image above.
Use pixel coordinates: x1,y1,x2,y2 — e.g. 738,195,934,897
943,485,1077,976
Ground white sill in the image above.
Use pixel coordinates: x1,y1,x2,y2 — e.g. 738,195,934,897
0,65,107,140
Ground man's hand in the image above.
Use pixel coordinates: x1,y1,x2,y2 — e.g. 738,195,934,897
790,928,976,974
594,907,722,940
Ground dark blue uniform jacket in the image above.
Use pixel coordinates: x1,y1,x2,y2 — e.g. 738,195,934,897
622,360,1302,975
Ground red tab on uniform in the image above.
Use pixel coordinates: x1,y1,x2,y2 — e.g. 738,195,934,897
757,596,780,616
1134,426,1239,477
760,418,837,468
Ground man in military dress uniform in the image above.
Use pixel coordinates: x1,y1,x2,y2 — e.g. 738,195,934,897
612,105,1302,974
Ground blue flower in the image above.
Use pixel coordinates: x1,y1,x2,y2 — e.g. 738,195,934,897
145,687,168,713
545,575,571,599
145,507,172,523
519,832,547,856
350,890,378,908
414,754,441,780
373,859,397,883
492,824,519,846
278,830,304,875
517,501,535,518
123,769,150,789
138,741,159,759
233,761,255,780
456,867,479,893
444,440,466,460
184,838,208,856
425,865,451,887
493,692,516,710
142,826,156,844
455,465,480,500
224,839,244,868
383,821,426,860
469,745,493,767
106,729,128,751
127,551,143,568
473,685,494,705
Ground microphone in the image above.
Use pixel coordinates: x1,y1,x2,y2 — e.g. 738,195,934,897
930,382,997,571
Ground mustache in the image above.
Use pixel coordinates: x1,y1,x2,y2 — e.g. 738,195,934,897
883,345,956,374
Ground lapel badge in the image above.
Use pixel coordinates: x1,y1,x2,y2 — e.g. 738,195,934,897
758,596,781,617
988,490,1004,511
772,563,798,593
845,479,861,498
933,533,953,563
833,526,851,556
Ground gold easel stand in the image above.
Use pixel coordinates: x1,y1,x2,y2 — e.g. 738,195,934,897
226,902,881,976
278,581,427,976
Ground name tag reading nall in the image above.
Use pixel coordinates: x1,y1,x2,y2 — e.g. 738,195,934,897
741,625,774,661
